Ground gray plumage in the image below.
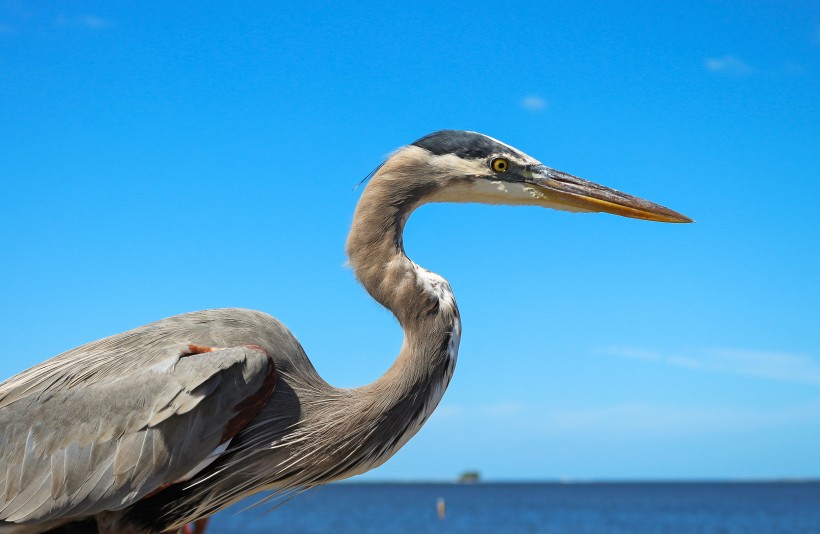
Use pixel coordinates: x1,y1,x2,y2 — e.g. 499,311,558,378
0,131,690,533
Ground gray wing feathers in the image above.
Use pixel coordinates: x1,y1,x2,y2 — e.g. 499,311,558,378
0,319,275,525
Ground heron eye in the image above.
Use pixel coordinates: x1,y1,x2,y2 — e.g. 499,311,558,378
491,158,509,173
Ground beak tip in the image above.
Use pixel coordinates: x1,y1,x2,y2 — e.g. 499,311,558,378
668,215,694,224
623,207,693,224
667,211,694,224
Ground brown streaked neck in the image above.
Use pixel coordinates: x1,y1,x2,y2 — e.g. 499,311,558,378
345,151,446,326
344,149,461,373
340,153,461,469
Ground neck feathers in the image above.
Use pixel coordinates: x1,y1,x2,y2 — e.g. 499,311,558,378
346,149,444,324
338,152,461,471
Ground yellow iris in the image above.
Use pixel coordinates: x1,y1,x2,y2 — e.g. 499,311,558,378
491,158,509,173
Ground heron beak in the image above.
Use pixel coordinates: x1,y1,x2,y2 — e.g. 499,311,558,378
526,166,693,223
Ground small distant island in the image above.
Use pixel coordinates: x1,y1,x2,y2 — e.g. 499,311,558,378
458,471,480,484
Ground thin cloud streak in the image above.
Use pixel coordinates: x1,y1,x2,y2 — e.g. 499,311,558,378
80,14,110,29
541,399,820,437
521,95,549,111
603,346,820,386
0,3,112,34
705,55,753,75
432,397,820,439
479,401,525,417
53,14,112,29
430,401,526,421
709,348,820,384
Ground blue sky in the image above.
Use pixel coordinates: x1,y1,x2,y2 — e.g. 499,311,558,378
1,1,819,481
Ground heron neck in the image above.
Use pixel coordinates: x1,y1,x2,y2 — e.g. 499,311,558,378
341,175,461,469
346,175,454,326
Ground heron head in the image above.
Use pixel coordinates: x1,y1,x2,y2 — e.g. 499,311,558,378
396,130,691,223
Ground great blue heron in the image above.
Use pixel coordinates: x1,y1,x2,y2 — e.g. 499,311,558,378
0,130,691,533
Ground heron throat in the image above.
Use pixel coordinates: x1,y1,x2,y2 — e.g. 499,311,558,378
342,163,461,471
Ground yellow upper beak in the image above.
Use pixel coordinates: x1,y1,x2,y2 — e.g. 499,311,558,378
528,166,693,223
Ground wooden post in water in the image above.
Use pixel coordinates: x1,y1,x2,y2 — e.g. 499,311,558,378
436,497,446,520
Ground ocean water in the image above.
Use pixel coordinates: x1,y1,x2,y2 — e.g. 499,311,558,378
207,482,820,533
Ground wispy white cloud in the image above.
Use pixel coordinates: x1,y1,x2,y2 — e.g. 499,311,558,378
81,14,110,28
704,55,753,75
479,401,525,417
602,346,820,386
521,95,549,112
53,14,112,29
665,355,702,369
708,348,820,384
546,403,738,434
604,347,660,362
430,401,526,421
541,399,820,437
0,3,112,35
432,393,820,441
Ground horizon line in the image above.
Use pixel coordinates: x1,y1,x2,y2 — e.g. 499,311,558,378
340,477,820,484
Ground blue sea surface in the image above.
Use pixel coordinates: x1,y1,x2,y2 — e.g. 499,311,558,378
208,482,820,533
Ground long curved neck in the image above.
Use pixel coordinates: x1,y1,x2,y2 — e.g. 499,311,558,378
253,154,462,490
346,166,460,375
346,181,444,325
338,160,461,470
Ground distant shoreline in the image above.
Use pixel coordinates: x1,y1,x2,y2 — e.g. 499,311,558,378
337,479,820,485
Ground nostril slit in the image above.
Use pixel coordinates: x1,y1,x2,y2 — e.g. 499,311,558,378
549,174,576,185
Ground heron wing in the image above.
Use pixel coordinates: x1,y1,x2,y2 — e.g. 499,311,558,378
0,336,276,525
